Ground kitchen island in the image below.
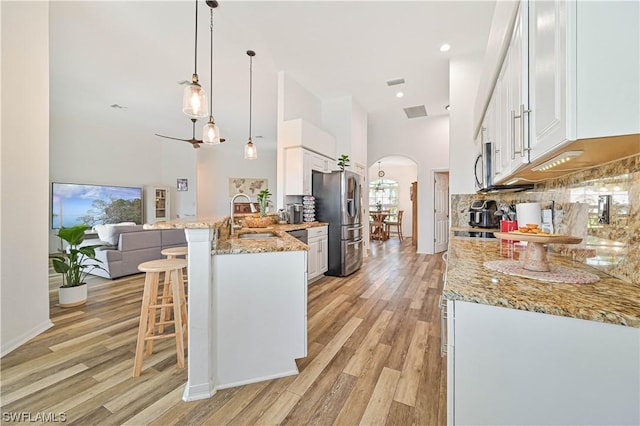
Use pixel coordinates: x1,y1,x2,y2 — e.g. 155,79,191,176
443,236,640,425
145,218,326,401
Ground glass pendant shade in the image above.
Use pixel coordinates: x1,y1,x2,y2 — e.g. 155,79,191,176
244,139,257,159
202,118,220,145
182,79,208,118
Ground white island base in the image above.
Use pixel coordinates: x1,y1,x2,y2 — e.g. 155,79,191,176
182,228,307,401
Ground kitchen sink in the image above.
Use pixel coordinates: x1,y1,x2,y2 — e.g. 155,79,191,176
237,232,279,240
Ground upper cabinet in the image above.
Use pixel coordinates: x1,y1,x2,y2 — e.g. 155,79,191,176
284,147,332,195
479,0,640,185
279,118,337,160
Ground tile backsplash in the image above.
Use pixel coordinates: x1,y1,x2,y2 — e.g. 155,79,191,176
452,155,639,284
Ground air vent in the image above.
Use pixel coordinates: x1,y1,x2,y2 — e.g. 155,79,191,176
403,105,427,119
386,78,405,86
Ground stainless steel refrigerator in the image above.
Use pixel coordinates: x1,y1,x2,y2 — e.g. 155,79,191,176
312,170,364,276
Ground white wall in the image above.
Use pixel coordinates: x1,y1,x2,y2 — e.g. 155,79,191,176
368,115,449,254
276,72,328,209
196,142,277,218
449,54,485,195
1,1,54,356
368,162,417,239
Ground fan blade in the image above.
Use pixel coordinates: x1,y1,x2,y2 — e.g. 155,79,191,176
155,134,191,142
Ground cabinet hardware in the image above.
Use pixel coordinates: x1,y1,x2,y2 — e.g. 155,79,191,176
439,295,448,357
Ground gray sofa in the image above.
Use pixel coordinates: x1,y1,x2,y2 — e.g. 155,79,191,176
86,225,187,279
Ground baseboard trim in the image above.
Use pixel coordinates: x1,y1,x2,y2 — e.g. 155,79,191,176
1,319,54,357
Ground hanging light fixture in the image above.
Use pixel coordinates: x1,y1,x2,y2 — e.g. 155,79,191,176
182,0,209,118
202,1,221,144
244,50,258,160
375,161,385,191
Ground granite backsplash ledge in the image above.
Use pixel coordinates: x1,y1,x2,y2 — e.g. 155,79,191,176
451,155,639,284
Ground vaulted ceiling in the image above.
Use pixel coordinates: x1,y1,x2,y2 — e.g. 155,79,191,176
49,1,495,152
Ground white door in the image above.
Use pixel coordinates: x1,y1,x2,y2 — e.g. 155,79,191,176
434,172,449,253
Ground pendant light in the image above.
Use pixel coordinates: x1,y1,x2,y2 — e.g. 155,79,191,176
202,1,221,144
244,50,258,160
182,0,209,118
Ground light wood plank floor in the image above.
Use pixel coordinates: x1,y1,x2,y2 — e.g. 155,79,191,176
1,239,447,425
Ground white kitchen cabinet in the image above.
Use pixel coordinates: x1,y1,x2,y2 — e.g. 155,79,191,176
444,300,640,425
285,147,332,195
481,0,639,183
307,225,328,282
527,0,569,162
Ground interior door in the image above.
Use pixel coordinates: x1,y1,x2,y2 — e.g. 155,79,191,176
434,172,449,253
411,181,418,247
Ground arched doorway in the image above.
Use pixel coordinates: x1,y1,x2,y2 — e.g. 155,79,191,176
368,156,418,246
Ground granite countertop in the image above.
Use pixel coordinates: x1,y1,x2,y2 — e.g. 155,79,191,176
443,236,640,328
213,223,328,255
145,217,328,255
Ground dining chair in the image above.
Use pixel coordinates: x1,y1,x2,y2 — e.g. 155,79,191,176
385,210,404,241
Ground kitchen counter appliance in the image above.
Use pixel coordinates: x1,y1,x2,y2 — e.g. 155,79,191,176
287,203,303,224
469,199,500,228
312,170,364,276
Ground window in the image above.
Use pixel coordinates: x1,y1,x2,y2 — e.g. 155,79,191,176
369,179,399,219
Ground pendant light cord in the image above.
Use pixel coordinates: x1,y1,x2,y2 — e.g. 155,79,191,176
209,6,213,119
193,0,198,76
249,54,253,140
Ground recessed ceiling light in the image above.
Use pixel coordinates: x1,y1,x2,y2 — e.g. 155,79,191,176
396,92,404,98
440,43,451,52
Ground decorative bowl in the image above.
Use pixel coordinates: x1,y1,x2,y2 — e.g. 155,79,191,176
243,215,273,228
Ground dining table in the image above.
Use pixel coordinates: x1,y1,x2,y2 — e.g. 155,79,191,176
370,210,391,240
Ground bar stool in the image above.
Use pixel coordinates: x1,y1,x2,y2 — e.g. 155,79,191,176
133,258,187,377
158,246,188,333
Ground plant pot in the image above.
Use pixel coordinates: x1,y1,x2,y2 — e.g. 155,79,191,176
59,283,88,307
243,215,273,228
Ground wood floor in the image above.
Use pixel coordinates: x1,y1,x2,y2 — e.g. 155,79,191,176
1,239,447,425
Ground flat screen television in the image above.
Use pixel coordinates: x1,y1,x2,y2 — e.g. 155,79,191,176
51,182,143,229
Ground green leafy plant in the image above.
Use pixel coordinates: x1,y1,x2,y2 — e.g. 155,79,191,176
375,201,382,211
52,224,105,288
337,154,350,171
257,188,272,217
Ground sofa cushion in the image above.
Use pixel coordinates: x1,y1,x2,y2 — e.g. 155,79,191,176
161,229,187,247
118,229,161,252
94,223,142,245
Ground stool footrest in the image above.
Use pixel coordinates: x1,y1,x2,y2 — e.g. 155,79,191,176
144,333,177,341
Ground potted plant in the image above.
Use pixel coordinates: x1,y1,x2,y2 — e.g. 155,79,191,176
257,188,272,217
244,188,273,228
337,154,350,171
52,224,105,307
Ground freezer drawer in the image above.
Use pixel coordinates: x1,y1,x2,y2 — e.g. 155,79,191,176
341,224,363,240
342,238,364,276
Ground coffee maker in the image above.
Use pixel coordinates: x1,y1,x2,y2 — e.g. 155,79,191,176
287,203,303,224
468,199,499,228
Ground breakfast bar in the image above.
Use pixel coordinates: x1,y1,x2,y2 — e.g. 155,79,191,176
145,218,322,401
442,236,640,425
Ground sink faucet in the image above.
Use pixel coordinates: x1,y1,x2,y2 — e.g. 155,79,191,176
230,193,257,236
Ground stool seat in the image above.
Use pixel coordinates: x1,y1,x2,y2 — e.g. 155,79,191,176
161,246,188,258
138,258,186,273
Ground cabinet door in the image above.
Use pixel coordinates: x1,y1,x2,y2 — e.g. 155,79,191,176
285,148,305,195
528,0,569,161
307,237,319,280
494,57,512,182
302,151,313,195
507,2,530,170
318,236,328,274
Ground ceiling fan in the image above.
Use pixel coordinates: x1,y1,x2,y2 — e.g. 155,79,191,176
155,118,225,149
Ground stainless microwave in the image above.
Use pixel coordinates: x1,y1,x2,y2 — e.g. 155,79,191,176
474,141,532,193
